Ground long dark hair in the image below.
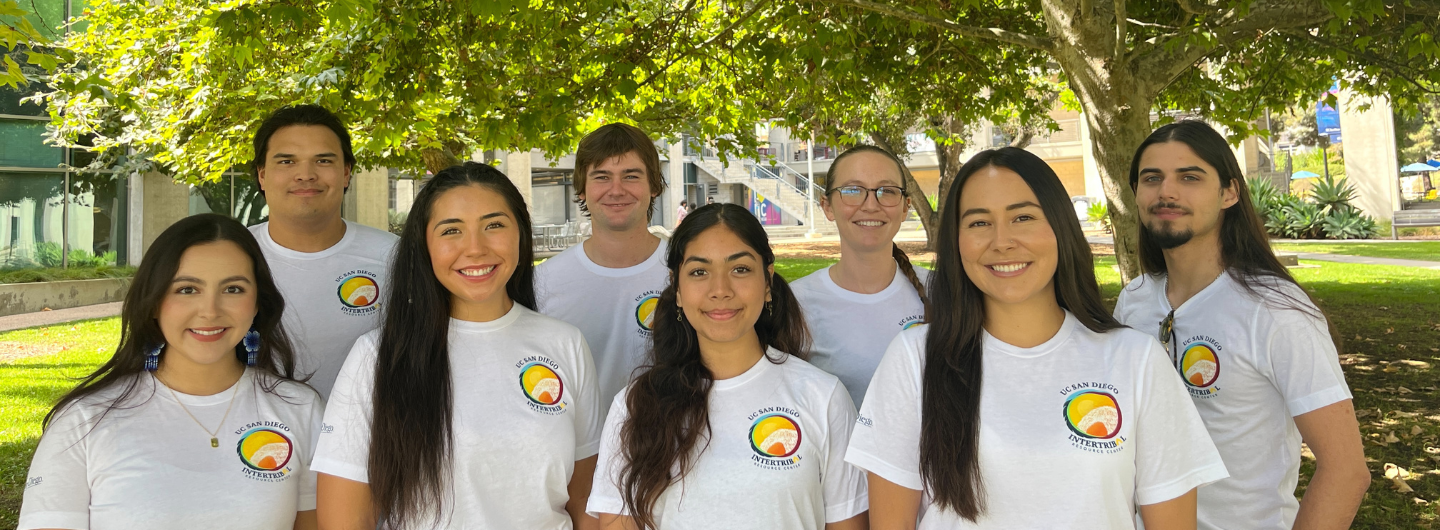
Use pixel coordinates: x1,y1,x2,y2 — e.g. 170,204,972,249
617,203,810,530
923,148,1122,519
1127,120,1331,327
44,213,301,428
826,145,931,319
368,162,536,527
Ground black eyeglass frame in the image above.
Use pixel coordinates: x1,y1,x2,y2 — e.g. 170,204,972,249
828,185,908,207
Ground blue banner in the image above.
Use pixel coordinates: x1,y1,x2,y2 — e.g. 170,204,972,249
749,191,782,225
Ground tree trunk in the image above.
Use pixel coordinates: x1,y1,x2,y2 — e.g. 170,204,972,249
421,147,462,176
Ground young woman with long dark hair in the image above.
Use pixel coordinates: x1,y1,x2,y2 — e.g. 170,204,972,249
313,162,602,529
19,213,321,530
587,203,868,530
792,145,929,407
847,148,1227,529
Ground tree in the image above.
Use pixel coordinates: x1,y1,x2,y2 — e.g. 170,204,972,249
0,0,62,88
805,0,1440,281
1395,95,1440,164
43,1,778,181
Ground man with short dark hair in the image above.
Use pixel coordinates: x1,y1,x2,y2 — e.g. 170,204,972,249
535,123,668,421
1113,121,1368,530
248,104,398,398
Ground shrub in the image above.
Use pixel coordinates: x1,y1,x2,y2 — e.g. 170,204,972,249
1308,175,1359,211
1322,208,1379,239
1086,202,1112,233
1253,174,1380,240
35,242,63,268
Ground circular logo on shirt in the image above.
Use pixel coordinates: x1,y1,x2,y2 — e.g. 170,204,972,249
337,275,379,308
1062,390,1122,440
1179,341,1220,388
635,294,659,331
519,362,565,406
749,413,803,458
237,427,294,472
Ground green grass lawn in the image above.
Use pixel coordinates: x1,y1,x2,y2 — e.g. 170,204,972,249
0,258,1435,528
1271,242,1440,262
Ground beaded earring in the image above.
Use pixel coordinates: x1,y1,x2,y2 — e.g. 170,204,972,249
243,328,261,367
144,343,164,372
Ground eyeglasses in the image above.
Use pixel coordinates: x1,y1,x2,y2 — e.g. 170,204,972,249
831,185,906,207
1159,309,1178,366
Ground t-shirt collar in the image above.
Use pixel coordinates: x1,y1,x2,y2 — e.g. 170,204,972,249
576,239,668,278
257,220,356,261
712,346,784,391
818,264,908,304
152,367,253,406
981,311,1078,359
1158,271,1231,315
449,301,525,334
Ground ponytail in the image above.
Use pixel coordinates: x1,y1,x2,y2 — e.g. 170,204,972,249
892,242,930,322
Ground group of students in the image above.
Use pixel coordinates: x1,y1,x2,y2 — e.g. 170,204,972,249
18,105,1371,530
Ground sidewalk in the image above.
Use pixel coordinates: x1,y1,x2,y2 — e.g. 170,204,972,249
0,302,123,333
1284,253,1440,270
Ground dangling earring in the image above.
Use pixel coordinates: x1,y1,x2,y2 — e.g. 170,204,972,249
144,343,164,372
765,300,773,313
243,328,261,367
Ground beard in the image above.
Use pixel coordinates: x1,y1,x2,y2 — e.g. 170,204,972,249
1144,201,1195,249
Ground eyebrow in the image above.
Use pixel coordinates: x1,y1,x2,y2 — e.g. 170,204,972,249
434,211,510,227
270,152,338,159
682,250,758,265
959,201,1042,218
1140,166,1207,175
172,275,252,284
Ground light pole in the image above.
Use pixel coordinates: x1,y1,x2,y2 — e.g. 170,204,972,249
806,135,816,237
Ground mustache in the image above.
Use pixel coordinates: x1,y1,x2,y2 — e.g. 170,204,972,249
1147,201,1191,215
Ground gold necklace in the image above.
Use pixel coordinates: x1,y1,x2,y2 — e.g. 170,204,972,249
156,372,240,448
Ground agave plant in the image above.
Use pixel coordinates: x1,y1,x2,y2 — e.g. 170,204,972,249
1087,202,1111,233
1279,198,1325,239
1247,177,1283,224
1308,175,1359,213
1321,208,1378,239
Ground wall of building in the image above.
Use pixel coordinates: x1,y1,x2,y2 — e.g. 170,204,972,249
1338,90,1400,220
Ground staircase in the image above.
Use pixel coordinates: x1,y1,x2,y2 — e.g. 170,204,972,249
690,156,837,236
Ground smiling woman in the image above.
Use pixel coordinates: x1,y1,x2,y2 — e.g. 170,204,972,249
313,162,603,530
17,213,322,530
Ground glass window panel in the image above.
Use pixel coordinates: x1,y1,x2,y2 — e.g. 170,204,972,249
0,120,63,168
0,0,67,40
68,171,124,266
0,171,65,270
0,82,48,117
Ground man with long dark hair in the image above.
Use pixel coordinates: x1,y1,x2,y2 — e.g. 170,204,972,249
1114,121,1369,529
535,123,669,421
248,105,398,398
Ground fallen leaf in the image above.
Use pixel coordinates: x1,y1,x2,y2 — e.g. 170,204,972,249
1385,432,1402,444
1400,387,1414,393
1384,365,1400,373
1386,327,1395,334
1391,477,1414,493
1400,360,1431,369
1399,344,1408,350
1414,426,1424,436
1300,443,1315,461
1385,463,1412,479
1416,497,1431,506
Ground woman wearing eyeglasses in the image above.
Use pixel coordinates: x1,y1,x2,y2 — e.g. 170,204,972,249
791,145,929,408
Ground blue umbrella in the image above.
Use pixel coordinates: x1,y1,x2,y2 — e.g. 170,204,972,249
1291,170,1322,179
1401,163,1436,173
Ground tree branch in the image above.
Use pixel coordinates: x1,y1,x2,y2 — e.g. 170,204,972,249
822,0,1055,52
1112,0,1127,63
1291,30,1440,95
1135,0,1333,91
636,0,771,89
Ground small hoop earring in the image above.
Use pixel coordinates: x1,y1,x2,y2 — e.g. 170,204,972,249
243,328,261,367
144,343,164,372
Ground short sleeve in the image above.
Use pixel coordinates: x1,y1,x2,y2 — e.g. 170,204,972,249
845,329,925,491
572,338,604,460
1261,306,1352,417
821,380,868,522
311,335,378,483
18,404,94,530
296,393,327,511
1132,338,1230,505
586,392,631,518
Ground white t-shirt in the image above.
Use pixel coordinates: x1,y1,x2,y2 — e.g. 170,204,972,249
792,264,929,407
847,312,1228,529
588,350,868,529
535,240,669,421
313,303,602,530
19,369,324,530
1113,273,1351,530
249,220,398,398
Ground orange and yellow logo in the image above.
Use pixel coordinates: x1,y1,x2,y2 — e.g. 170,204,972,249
635,295,659,331
337,275,379,308
1179,342,1220,388
749,414,802,458
519,362,564,406
237,428,293,471
1063,391,1122,440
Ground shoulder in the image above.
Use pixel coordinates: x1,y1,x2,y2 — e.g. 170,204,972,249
1224,271,1325,325
1121,273,1161,296
775,355,849,404
247,222,268,237
346,222,399,247
788,268,827,297
514,305,588,343
262,375,325,405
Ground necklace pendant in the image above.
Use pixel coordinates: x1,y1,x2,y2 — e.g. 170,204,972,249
211,437,219,448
